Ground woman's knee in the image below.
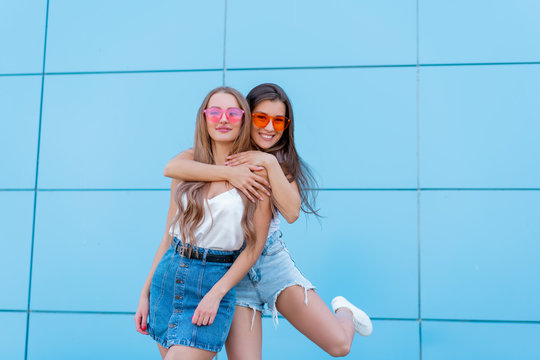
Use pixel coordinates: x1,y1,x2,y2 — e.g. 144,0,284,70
325,334,351,357
327,343,351,357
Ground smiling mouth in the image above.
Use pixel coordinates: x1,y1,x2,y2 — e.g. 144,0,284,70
216,127,232,132
259,133,275,140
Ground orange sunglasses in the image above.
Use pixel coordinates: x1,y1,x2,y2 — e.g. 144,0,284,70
252,112,290,131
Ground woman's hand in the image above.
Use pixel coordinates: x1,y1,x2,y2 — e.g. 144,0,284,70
227,164,271,202
225,151,274,168
134,293,150,335
192,290,223,326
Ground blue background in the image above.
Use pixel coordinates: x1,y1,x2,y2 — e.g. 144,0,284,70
1,0,539,359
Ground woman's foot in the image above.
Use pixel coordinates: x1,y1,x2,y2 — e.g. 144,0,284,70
331,296,373,336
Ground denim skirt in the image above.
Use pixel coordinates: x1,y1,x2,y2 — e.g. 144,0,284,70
148,238,236,352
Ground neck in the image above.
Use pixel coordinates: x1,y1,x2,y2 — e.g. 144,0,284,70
212,141,232,165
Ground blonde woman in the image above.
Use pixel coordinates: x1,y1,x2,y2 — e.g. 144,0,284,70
134,87,271,360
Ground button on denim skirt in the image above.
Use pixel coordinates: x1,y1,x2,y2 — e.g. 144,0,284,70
148,239,236,353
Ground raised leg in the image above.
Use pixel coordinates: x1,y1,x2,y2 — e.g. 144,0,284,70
275,286,355,357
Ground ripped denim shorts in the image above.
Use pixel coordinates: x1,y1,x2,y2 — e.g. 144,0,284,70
235,230,315,326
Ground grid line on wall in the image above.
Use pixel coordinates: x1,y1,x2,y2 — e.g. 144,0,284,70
3,61,540,78
422,318,540,325
4,188,540,192
416,0,422,358
0,69,223,77
4,307,538,325
0,73,43,77
222,0,228,86
24,1,50,359
416,0,423,358
420,61,540,67
0,189,35,191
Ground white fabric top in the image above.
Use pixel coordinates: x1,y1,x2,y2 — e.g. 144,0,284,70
170,188,245,251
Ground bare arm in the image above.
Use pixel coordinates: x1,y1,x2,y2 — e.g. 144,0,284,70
135,178,180,334
226,151,301,223
164,149,229,182
192,171,272,326
164,149,271,202
263,156,301,223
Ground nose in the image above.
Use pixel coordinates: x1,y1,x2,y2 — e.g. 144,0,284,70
219,112,228,124
264,119,275,131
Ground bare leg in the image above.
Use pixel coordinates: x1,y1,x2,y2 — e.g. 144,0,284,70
225,306,263,360
157,343,168,359
275,286,355,357
164,344,216,360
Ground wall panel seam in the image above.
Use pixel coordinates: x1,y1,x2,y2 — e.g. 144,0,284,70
416,1,422,359
25,1,50,359
2,61,540,78
222,0,228,85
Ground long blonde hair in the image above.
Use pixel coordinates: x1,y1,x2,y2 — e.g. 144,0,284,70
171,87,256,252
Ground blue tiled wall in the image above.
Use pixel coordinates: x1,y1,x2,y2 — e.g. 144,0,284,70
0,76,41,188
226,68,418,188
45,0,226,72
1,1,539,359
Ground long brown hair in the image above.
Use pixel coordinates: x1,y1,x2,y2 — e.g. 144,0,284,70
247,83,319,216
171,87,257,251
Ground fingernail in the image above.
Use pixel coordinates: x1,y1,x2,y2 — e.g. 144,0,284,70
142,326,146,330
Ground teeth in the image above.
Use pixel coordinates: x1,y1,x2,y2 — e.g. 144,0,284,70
260,134,273,140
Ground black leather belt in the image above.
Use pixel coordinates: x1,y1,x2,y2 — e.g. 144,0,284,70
173,238,235,263
181,249,235,263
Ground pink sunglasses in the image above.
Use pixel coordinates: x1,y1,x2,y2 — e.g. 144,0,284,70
203,107,245,123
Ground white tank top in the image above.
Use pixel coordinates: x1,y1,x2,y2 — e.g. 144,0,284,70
169,188,245,251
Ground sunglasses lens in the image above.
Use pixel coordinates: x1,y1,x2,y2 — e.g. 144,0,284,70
227,108,244,123
272,116,287,131
252,113,269,128
205,107,222,122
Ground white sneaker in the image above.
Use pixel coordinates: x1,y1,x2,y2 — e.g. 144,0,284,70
331,296,373,336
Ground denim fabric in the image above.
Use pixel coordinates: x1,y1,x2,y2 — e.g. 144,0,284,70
148,238,236,352
235,230,315,326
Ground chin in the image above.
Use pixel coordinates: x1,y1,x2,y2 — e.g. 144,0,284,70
254,141,274,149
